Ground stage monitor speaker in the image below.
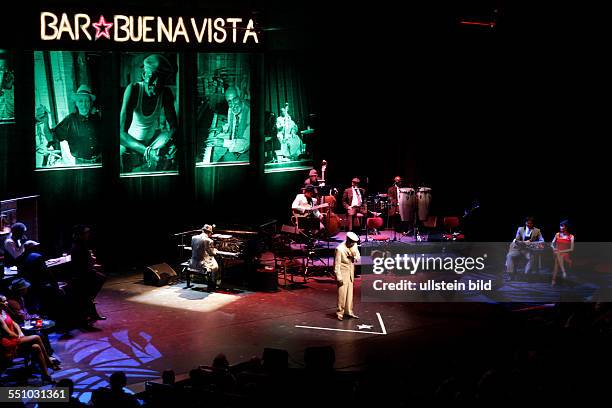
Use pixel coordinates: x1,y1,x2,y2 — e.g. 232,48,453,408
144,263,178,286
251,267,278,292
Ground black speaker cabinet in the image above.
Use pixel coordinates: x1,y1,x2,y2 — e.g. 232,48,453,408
251,267,278,292
144,263,178,286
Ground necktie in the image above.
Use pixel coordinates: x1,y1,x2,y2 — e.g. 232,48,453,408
230,114,239,140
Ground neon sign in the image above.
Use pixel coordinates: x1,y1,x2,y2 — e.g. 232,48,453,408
40,12,260,44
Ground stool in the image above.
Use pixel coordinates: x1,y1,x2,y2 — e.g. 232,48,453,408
181,262,209,288
366,217,384,235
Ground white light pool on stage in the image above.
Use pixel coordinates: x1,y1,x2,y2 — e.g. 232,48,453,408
126,284,249,312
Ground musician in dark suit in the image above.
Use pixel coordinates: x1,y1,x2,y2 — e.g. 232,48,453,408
190,224,220,292
506,217,545,276
342,178,366,232
387,176,402,230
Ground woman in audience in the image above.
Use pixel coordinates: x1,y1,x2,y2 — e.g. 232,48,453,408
1,294,60,383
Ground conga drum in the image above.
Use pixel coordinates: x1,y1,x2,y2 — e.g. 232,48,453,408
417,187,432,222
398,188,416,224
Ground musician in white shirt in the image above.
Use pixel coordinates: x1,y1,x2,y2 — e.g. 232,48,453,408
291,185,324,230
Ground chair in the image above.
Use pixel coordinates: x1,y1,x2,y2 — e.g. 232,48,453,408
366,217,388,241
273,229,306,286
422,215,438,229
443,217,460,233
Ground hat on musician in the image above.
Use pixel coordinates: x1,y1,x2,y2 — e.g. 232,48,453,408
304,185,315,193
202,224,215,234
309,169,318,177
351,177,360,184
394,176,402,183
346,231,359,243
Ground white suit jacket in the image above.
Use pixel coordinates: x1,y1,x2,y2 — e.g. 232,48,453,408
292,194,321,218
334,241,361,282
190,233,219,272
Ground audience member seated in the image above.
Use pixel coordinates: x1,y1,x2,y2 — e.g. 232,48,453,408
161,369,175,385
5,278,55,355
91,371,139,408
39,378,86,407
1,294,60,384
5,278,38,325
3,222,65,318
210,353,237,392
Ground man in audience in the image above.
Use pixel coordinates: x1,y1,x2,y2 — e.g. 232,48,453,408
92,371,139,408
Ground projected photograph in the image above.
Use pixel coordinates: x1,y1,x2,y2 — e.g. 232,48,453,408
34,51,105,169
195,53,250,166
264,57,316,172
0,49,15,123
119,53,179,176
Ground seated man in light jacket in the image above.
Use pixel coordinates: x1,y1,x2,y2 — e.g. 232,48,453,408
506,217,544,275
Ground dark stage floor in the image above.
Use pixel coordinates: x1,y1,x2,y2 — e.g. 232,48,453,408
37,269,503,403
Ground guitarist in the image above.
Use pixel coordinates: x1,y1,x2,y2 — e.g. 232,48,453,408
291,185,324,231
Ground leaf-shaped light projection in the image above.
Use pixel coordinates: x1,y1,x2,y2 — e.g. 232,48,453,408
52,330,163,404
112,330,162,364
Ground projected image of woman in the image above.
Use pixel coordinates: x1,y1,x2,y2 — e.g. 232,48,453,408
120,54,178,173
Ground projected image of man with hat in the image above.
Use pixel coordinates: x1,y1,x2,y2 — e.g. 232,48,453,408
120,53,178,173
38,84,102,165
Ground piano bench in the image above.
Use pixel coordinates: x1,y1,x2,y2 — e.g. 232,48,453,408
181,262,210,288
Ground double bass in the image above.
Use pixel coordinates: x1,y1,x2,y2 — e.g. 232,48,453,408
318,160,343,237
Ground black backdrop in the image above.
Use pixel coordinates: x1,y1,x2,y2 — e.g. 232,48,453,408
1,1,609,270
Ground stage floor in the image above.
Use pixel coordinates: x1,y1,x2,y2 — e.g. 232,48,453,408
38,268,500,403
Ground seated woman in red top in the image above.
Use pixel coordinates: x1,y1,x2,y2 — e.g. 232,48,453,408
0,294,60,383
551,220,575,286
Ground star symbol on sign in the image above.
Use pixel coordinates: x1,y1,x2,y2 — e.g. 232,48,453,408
357,324,373,330
93,15,113,40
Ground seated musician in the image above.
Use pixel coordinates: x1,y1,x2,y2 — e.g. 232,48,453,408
342,178,366,233
303,169,320,197
506,217,545,276
190,224,220,292
292,185,324,231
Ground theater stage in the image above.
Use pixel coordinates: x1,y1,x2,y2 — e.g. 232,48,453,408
40,267,502,403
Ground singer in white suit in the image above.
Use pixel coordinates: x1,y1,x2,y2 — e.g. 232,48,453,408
335,231,360,321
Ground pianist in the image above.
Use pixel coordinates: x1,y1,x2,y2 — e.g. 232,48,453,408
190,224,220,292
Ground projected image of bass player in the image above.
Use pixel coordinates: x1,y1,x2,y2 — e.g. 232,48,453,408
205,86,250,162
